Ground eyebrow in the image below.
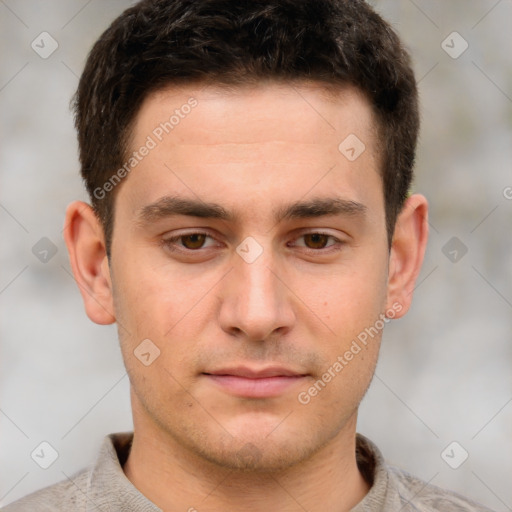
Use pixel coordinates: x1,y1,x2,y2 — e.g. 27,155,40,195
275,197,367,222
136,195,367,225
138,196,233,223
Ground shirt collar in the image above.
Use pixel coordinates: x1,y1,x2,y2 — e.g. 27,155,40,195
86,431,395,511
86,432,161,511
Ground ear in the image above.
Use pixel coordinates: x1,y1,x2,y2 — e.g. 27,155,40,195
63,201,116,325
385,194,429,318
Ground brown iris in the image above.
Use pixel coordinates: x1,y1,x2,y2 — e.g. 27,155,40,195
181,233,207,249
303,233,330,249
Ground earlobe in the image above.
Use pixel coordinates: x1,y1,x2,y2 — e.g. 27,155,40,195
386,194,429,318
63,201,116,325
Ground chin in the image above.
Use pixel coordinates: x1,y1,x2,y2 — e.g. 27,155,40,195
183,420,334,474
199,439,314,473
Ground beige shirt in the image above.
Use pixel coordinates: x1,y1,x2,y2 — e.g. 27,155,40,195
3,432,494,511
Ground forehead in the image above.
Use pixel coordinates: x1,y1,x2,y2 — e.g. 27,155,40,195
118,81,383,224
136,81,378,145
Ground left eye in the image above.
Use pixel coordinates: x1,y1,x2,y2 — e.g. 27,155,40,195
293,233,339,249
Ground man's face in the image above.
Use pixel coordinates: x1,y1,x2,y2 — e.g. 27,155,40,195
110,82,393,471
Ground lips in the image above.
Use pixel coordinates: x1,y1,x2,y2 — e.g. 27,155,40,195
203,366,308,398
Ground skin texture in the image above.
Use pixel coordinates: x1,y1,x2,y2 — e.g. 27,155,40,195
64,82,428,512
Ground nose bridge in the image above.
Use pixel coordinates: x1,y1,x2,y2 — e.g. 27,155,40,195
243,255,277,310
219,245,294,340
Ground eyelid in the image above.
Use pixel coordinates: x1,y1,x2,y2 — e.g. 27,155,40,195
291,228,344,240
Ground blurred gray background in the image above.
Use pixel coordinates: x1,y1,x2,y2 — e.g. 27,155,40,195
1,0,511,509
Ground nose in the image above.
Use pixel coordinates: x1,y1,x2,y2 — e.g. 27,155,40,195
218,250,296,341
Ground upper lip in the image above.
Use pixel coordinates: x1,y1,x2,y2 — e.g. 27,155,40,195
204,366,306,378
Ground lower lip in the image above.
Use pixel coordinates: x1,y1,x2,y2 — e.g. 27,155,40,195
204,374,306,398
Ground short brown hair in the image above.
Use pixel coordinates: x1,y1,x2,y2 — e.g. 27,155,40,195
73,0,419,254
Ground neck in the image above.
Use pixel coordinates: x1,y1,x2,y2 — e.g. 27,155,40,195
124,406,369,512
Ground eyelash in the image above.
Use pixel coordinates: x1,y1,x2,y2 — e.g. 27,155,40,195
161,230,345,255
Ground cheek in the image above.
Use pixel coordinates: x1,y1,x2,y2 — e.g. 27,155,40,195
111,250,212,337
111,263,199,401
110,251,223,398
294,257,389,338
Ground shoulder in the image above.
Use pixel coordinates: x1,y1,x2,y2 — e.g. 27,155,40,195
2,433,139,512
1,468,91,511
354,434,495,512
389,466,496,512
